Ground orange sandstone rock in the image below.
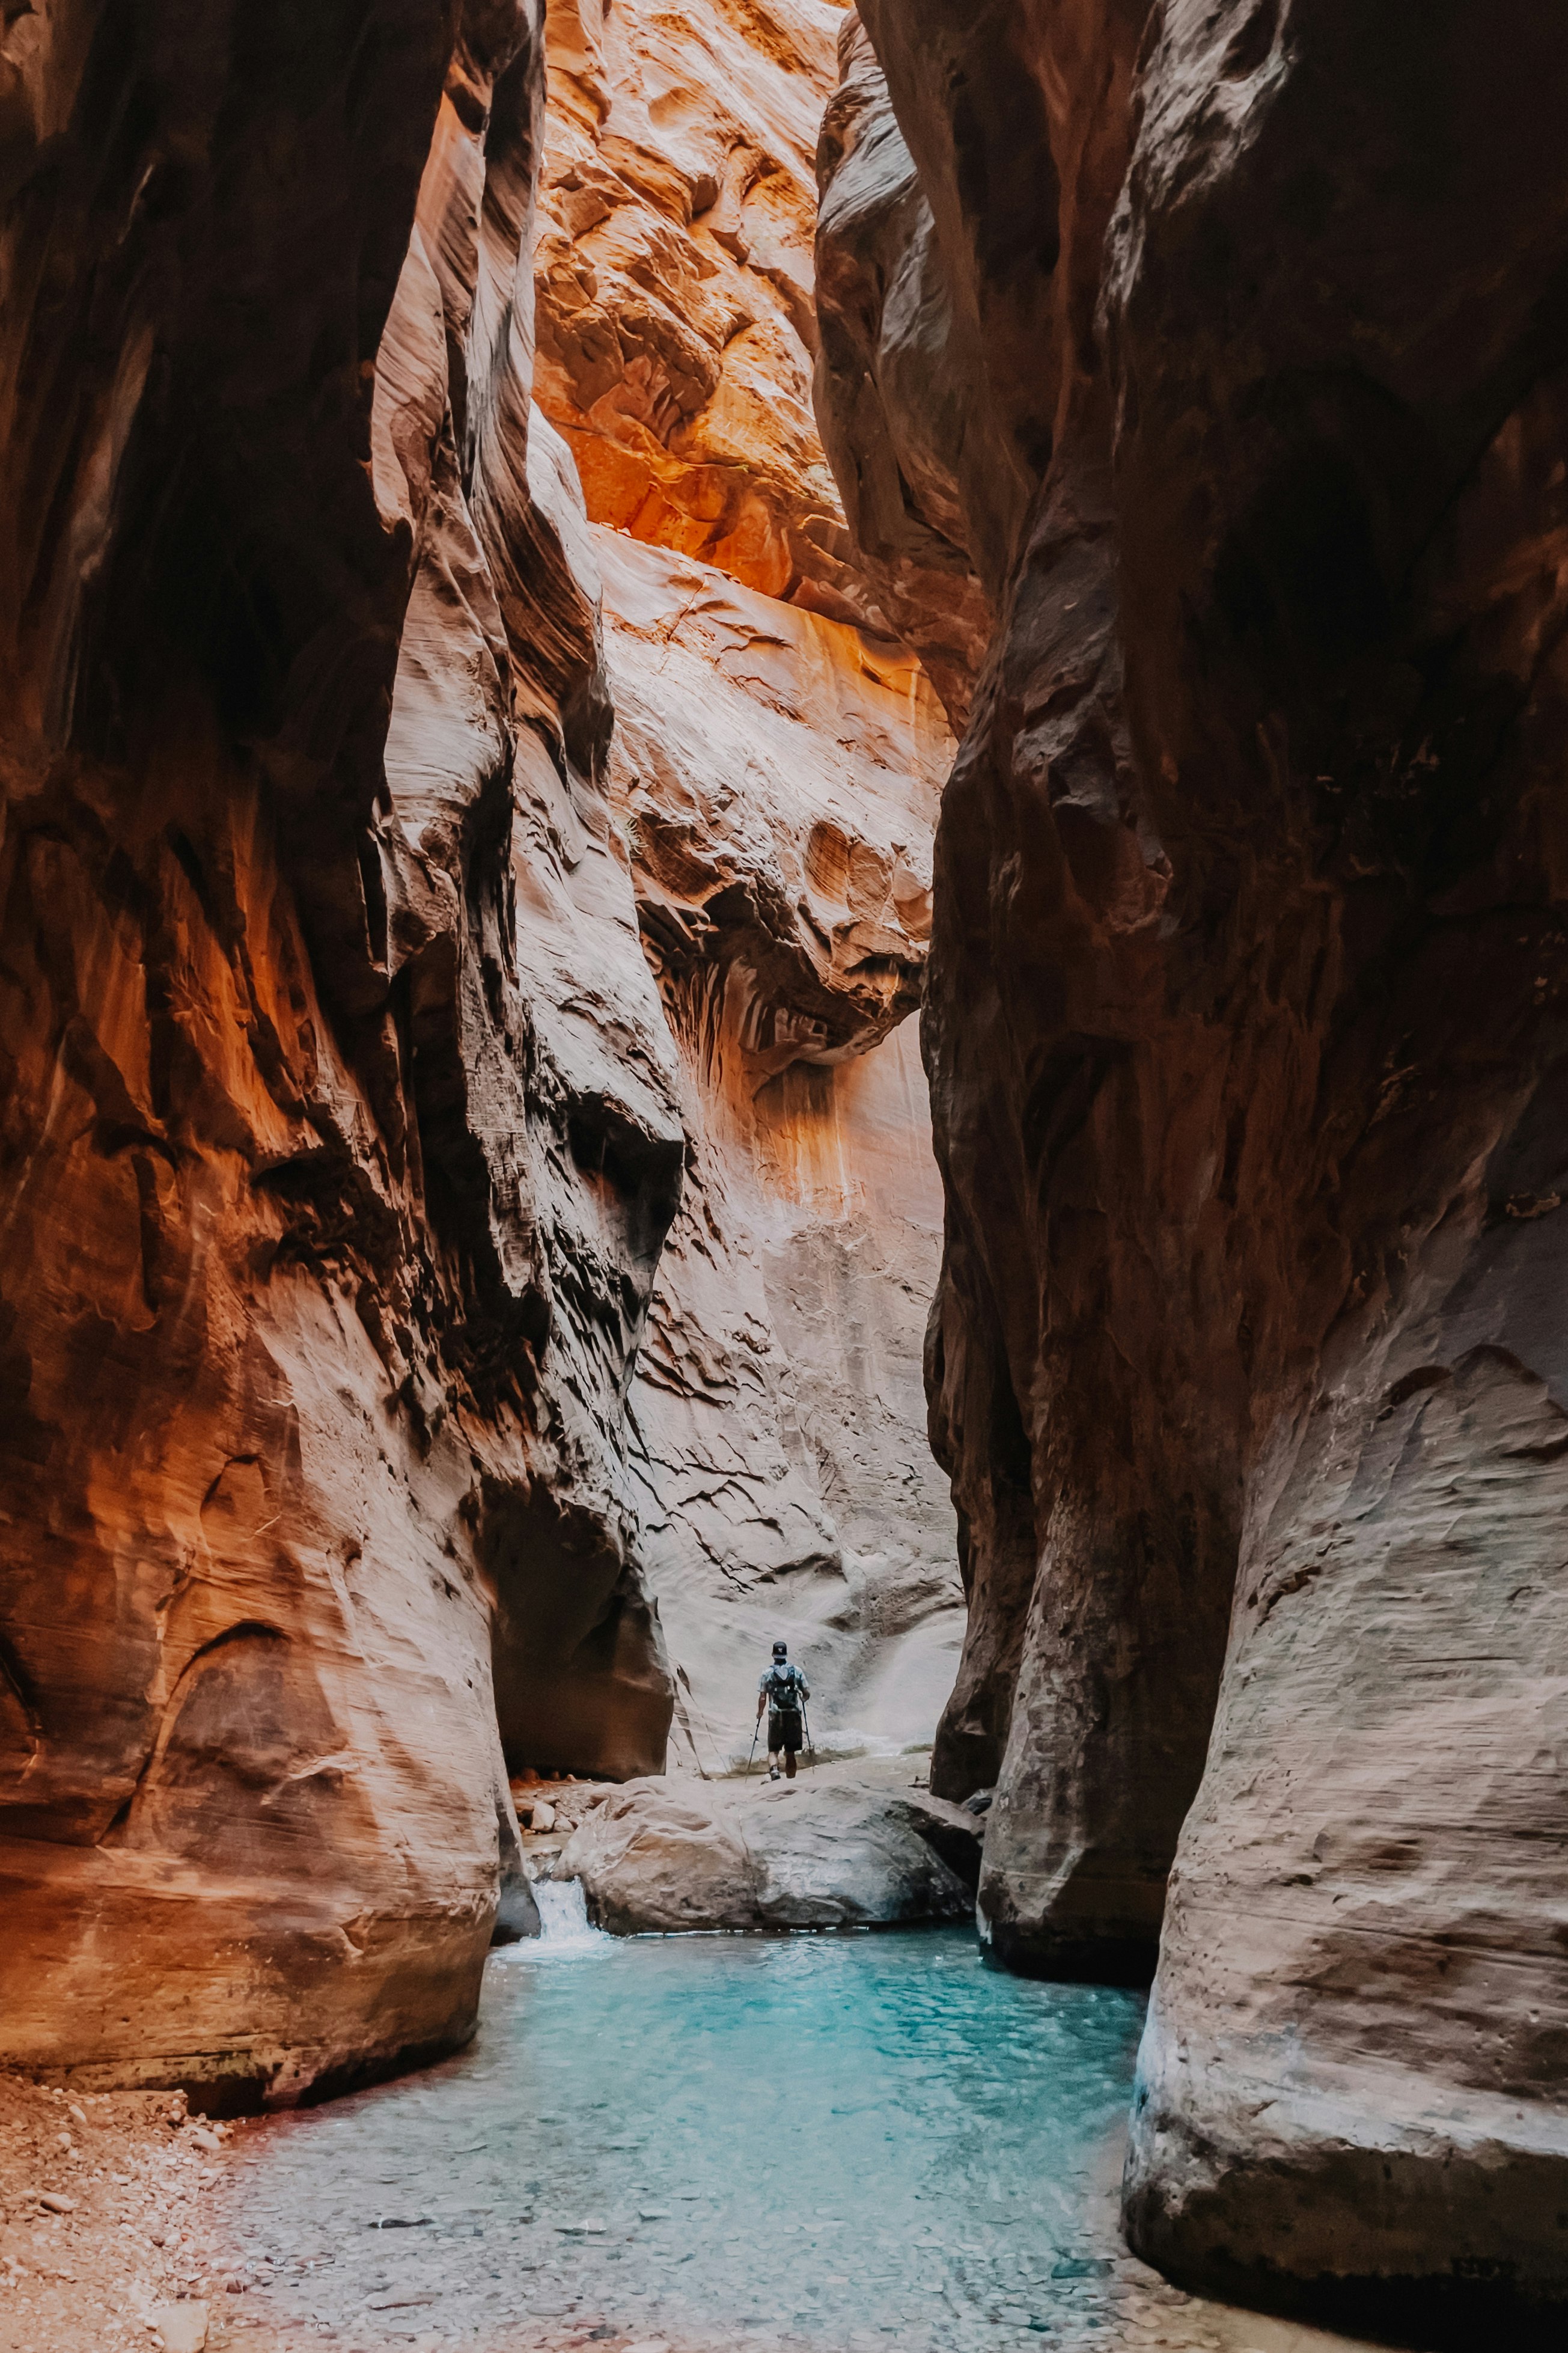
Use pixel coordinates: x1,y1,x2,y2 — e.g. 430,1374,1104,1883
0,0,958,2117
0,0,679,2104
819,0,1568,2330
597,530,962,1762
534,0,963,1767
536,0,878,627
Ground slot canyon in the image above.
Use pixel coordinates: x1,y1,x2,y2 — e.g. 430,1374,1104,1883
0,2,1564,2352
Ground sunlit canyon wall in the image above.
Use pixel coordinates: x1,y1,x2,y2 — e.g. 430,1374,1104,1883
534,0,960,1770
816,0,1568,2332
0,0,700,2104
0,0,956,2104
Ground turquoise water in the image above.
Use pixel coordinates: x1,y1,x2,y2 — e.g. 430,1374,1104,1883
226,1923,1146,2348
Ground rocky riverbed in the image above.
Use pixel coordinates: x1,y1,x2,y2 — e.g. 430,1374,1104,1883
0,2075,229,2353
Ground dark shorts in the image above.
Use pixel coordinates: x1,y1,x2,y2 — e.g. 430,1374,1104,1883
769,1709,804,1755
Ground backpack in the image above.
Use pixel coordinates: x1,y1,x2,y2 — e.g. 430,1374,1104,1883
764,1662,803,1712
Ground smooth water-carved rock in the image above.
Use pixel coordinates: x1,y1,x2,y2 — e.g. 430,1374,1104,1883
0,0,959,2108
531,0,963,1777
596,528,962,1770
812,11,992,724
819,0,1568,2329
537,0,876,626
554,1763,979,1932
1106,6,1568,2332
821,0,1168,1976
0,0,677,2101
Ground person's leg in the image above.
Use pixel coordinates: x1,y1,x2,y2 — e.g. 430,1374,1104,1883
785,1749,796,1779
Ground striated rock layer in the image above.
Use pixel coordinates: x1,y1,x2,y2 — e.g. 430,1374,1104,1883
597,527,960,1767
531,0,964,1774
817,0,1568,2331
1,0,960,2110
0,0,685,2103
536,0,878,628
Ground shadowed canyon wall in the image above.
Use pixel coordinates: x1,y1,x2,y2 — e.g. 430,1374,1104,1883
817,0,1568,2333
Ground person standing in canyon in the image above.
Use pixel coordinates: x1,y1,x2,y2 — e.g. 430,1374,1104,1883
756,1642,810,1780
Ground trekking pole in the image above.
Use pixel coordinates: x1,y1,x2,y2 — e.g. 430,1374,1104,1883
746,1719,760,1778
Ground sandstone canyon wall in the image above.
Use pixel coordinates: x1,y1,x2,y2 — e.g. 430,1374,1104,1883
532,0,962,1771
0,0,959,2106
817,0,1568,2333
535,0,873,627
600,528,957,1769
0,0,689,2105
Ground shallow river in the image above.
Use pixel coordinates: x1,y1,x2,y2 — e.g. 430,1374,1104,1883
225,1908,1168,2351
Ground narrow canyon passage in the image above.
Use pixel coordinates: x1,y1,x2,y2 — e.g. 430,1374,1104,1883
2,0,1567,2346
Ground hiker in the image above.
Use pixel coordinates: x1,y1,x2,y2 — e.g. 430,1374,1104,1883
756,1640,810,1779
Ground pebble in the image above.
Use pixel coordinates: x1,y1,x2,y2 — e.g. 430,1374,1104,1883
147,2306,209,2353
38,2192,76,2214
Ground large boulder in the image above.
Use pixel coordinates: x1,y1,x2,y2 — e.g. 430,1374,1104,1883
555,1767,979,1932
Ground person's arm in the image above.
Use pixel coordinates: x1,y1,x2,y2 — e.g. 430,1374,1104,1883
756,1689,766,1721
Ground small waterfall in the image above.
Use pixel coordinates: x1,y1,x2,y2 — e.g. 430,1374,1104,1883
515,1877,611,1959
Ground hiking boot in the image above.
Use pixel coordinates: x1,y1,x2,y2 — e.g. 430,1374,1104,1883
769,1764,781,1781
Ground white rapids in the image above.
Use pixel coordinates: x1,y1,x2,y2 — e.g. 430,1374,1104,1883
513,1876,612,1959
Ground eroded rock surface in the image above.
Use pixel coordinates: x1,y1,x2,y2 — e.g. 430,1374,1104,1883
818,0,1568,2330
0,0,961,2111
0,0,680,2101
812,10,992,723
536,0,874,625
526,0,964,1776
552,1758,979,1931
597,527,962,1770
